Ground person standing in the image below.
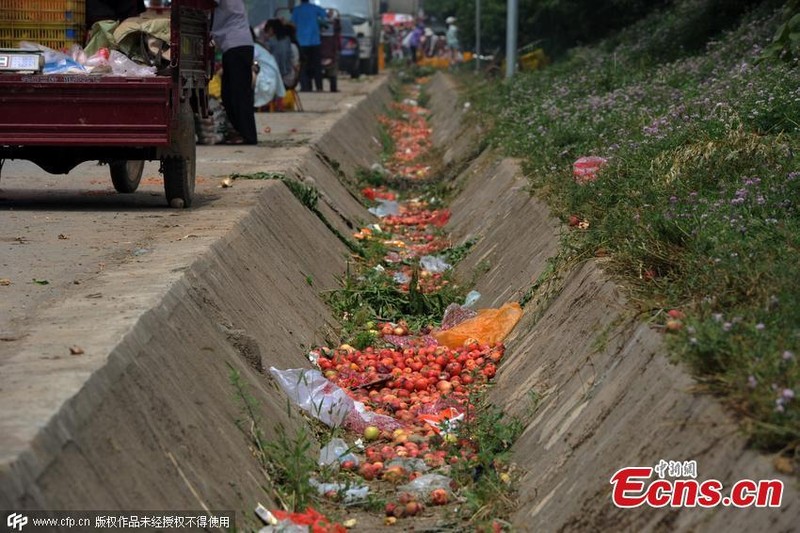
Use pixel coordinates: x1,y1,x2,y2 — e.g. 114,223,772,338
212,0,258,144
445,16,461,63
291,0,327,92
319,9,341,92
405,23,423,64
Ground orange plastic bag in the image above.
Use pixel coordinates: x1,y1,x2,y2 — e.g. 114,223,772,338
432,302,523,348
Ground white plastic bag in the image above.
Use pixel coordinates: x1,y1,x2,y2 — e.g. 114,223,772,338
309,479,369,503
368,199,400,217
397,473,453,496
319,438,359,466
420,255,451,273
270,367,354,427
109,49,156,77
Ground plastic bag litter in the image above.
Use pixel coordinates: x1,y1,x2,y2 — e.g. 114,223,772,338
258,523,307,533
440,303,478,331
319,438,359,466
420,255,451,273
270,368,354,427
386,457,429,472
573,156,607,184
346,401,403,433
393,271,411,284
417,407,463,435
309,479,369,503
259,506,346,533
271,367,402,432
368,199,400,218
370,162,389,176
382,334,438,349
397,473,453,497
433,302,523,348
463,290,481,307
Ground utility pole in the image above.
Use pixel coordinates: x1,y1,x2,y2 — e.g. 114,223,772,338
505,0,517,79
475,0,481,72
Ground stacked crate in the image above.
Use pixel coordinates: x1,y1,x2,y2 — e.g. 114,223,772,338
0,0,85,50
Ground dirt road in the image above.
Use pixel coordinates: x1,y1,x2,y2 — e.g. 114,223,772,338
0,79,374,352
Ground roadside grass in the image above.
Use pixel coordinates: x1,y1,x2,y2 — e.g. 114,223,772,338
470,1,799,451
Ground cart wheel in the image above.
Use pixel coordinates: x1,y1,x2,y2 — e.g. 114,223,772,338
109,160,145,193
163,102,196,208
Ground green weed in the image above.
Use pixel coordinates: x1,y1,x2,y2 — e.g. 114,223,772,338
447,397,523,528
229,366,317,511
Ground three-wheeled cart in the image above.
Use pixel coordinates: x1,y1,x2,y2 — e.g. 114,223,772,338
0,0,215,207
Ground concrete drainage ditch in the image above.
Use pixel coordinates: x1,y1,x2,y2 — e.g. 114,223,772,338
1,72,796,531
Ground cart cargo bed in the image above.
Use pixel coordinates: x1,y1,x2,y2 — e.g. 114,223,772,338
0,75,172,146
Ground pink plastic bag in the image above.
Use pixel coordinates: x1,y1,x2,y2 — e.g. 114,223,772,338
573,156,607,184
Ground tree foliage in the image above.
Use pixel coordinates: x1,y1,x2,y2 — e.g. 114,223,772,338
422,0,769,59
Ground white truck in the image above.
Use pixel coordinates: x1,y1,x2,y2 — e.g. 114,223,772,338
313,0,381,75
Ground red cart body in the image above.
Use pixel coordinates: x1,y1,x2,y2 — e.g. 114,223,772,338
0,0,216,207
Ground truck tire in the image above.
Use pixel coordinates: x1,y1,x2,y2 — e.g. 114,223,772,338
109,160,144,193
162,101,196,208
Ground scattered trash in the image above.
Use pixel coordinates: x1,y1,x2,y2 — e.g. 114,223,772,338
319,438,360,467
221,177,234,188
463,290,481,307
31,279,49,285
433,302,523,348
397,474,453,497
270,367,401,432
0,279,11,286
392,272,411,284
420,255,451,273
370,163,389,176
386,457,429,472
310,479,370,502
255,504,278,526
265,507,346,533
69,346,85,355
417,407,463,435
368,199,400,218
270,368,353,427
440,303,478,330
133,248,150,256
573,156,607,184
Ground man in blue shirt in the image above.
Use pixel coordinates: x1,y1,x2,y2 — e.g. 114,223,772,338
291,0,328,92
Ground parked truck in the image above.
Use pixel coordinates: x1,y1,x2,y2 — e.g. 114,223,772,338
383,0,419,18
313,0,380,75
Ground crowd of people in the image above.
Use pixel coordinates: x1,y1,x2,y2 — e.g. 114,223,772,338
384,16,461,65
205,0,343,144
207,0,460,145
